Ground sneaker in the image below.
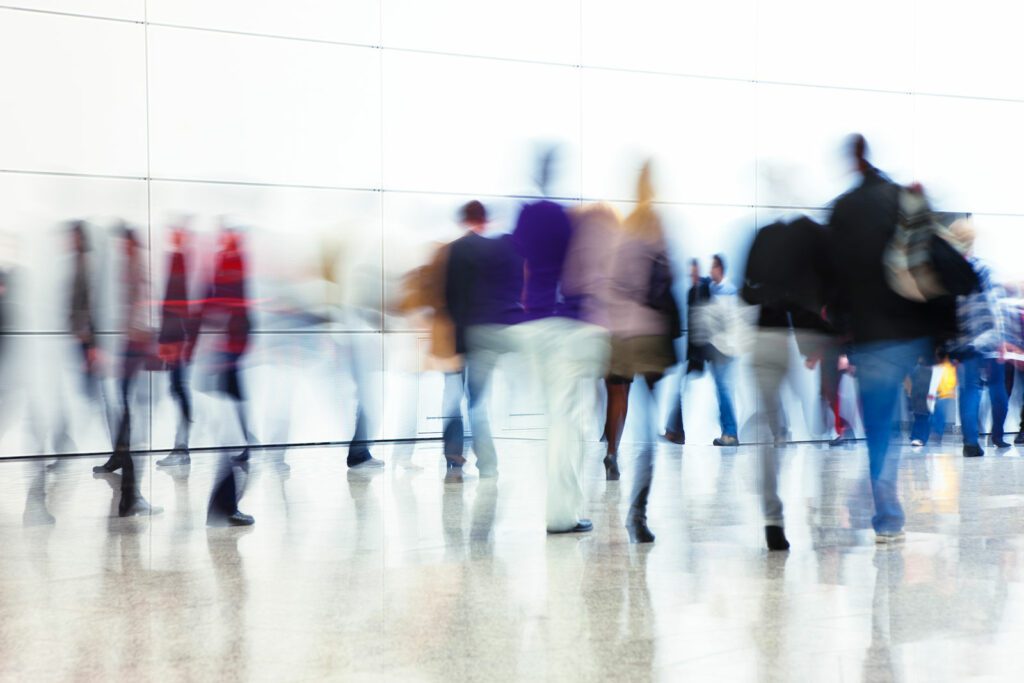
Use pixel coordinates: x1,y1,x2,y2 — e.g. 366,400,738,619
910,439,924,447
713,435,739,447
156,450,190,467
348,455,385,469
875,530,905,545
963,444,984,458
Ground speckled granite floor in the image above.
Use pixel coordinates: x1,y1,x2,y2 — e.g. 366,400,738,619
2,439,1024,682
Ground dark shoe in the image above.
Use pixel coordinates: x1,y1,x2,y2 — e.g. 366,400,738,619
548,519,593,534
1015,432,1024,445
990,437,1011,449
347,453,384,469
445,454,467,469
765,525,790,551
663,430,685,445
227,511,255,526
92,454,124,474
713,435,739,447
963,444,984,458
156,450,191,467
230,448,250,464
119,496,163,517
626,516,655,543
603,454,621,481
829,433,851,448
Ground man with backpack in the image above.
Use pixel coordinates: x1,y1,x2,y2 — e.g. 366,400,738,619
827,134,957,544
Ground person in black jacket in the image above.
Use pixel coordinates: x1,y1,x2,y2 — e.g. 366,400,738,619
155,225,195,467
743,216,833,550
826,134,954,544
663,259,712,444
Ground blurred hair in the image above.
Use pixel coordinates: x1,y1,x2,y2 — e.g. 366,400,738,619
623,160,664,242
712,253,726,273
573,201,622,226
69,220,89,252
534,147,558,197
689,258,699,268
459,200,487,225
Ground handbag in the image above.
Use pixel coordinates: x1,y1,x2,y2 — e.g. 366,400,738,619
884,185,979,301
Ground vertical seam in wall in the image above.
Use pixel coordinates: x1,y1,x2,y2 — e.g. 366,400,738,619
142,0,153,563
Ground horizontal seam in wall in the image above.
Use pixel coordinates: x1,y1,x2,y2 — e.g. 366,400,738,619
1,6,1023,106
2,169,1020,218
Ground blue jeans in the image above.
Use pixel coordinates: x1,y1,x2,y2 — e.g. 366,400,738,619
710,355,737,438
851,337,931,534
931,398,953,443
958,354,1009,446
910,413,931,443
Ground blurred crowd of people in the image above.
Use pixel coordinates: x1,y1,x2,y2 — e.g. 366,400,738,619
3,134,1022,553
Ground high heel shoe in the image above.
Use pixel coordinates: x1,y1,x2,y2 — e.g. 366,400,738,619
603,454,620,481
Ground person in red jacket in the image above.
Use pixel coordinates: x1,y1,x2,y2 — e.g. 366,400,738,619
199,225,256,526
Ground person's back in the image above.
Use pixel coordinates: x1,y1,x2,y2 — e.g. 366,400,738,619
513,199,572,320
446,231,524,353
828,168,954,343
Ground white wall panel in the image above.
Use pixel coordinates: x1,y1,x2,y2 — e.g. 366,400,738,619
148,0,380,45
915,1,1024,101
914,96,1024,215
756,84,916,208
0,10,147,176
757,0,914,92
383,0,578,64
582,0,756,80
582,70,755,205
382,51,580,197
148,27,381,187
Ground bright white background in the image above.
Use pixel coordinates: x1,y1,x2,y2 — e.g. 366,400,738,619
1,0,1022,456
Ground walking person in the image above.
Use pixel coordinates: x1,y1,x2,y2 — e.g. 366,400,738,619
947,219,1009,456
662,259,712,445
155,225,196,467
826,134,956,544
707,254,741,446
92,225,162,516
594,163,677,542
742,215,833,550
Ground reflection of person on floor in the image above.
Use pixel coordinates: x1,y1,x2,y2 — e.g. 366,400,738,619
92,225,162,517
908,356,933,447
200,225,256,526
156,225,196,468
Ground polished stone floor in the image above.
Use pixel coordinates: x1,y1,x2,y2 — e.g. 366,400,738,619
3,439,1024,681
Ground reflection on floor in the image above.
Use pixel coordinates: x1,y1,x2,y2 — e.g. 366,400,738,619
3,440,1024,681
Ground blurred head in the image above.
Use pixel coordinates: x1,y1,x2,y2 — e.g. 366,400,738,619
69,220,89,254
689,258,700,285
169,226,189,251
624,160,663,243
220,227,241,251
459,200,487,234
711,254,725,283
846,133,871,174
119,224,139,256
534,147,558,197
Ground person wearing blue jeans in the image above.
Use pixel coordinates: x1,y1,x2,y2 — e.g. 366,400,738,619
852,338,932,537
710,351,738,442
959,354,1009,450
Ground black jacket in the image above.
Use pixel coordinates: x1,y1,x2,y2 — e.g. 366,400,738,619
827,168,955,344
